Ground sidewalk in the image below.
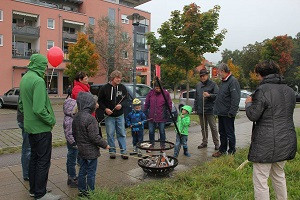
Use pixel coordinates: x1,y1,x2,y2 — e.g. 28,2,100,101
0,109,299,199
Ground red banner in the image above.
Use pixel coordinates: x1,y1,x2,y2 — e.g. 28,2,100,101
155,64,161,78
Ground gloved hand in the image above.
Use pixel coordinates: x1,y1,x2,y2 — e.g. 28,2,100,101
71,142,78,149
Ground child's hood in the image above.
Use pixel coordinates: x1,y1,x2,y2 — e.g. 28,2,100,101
63,98,77,117
76,92,96,114
181,105,192,115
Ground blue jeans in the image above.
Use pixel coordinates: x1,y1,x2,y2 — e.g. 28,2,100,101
78,158,98,192
66,142,78,178
18,122,31,179
132,130,144,147
218,116,236,154
148,121,166,146
105,114,127,154
174,135,188,157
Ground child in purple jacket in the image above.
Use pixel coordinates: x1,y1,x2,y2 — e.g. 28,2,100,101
63,98,78,188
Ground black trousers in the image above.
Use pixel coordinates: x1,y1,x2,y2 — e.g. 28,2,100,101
28,132,52,199
218,116,236,154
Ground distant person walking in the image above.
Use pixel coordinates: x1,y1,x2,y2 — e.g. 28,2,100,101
245,60,297,200
19,54,60,199
212,63,240,158
66,85,72,99
194,69,219,150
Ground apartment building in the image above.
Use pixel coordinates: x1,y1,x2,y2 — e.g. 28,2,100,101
0,0,151,96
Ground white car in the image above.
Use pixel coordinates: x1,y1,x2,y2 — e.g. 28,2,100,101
239,90,252,111
179,89,252,111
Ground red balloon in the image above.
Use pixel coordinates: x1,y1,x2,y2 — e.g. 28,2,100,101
47,46,63,67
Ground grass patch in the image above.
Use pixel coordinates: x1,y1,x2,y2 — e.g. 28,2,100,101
84,128,300,200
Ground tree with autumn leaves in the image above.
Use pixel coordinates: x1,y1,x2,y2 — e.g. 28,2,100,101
64,33,99,81
147,3,226,101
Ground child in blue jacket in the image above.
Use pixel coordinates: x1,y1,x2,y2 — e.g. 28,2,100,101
126,98,147,156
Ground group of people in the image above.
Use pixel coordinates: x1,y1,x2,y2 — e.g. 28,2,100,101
17,53,297,200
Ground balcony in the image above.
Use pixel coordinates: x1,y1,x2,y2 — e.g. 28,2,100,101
62,32,78,41
12,48,39,59
12,24,40,37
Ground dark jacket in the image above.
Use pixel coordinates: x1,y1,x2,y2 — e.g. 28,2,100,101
246,74,297,163
98,83,128,117
143,89,172,122
73,92,108,160
194,79,219,114
214,75,240,117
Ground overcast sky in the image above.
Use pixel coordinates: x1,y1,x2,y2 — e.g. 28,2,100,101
137,0,300,64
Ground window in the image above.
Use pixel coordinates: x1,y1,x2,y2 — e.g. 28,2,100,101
0,10,3,21
47,18,55,29
122,32,129,41
122,50,128,59
89,17,95,25
47,40,54,50
108,8,115,24
121,15,129,24
0,35,3,46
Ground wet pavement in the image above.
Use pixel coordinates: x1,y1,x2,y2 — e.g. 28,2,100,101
0,103,299,199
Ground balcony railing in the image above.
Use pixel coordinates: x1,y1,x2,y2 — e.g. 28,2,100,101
12,49,39,59
63,32,78,40
12,24,40,37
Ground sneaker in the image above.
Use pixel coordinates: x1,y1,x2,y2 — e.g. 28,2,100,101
121,154,129,159
67,177,78,188
36,192,61,200
78,190,89,197
30,188,52,197
212,151,225,158
130,149,137,155
109,153,116,159
197,144,207,149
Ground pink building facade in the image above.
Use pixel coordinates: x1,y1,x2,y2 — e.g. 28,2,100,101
0,0,151,96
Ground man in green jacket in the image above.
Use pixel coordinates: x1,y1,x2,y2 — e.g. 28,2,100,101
19,54,60,200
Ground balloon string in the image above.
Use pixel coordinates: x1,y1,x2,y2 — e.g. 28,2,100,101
48,68,55,89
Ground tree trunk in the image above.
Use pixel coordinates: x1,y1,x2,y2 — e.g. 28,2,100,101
185,70,190,105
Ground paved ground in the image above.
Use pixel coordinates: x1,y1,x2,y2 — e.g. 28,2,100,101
0,101,299,199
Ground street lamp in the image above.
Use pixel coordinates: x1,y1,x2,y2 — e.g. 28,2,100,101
127,13,145,98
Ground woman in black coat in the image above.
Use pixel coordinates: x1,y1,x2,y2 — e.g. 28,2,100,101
245,60,297,200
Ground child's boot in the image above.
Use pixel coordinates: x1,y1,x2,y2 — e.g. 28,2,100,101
183,148,191,157
130,146,137,155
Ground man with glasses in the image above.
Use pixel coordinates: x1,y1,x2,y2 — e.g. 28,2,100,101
194,69,219,151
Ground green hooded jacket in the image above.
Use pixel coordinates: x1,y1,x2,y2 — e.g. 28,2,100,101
176,105,192,136
19,54,56,134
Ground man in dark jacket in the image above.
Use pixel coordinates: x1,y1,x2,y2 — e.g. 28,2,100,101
194,69,219,150
245,60,296,200
98,70,128,159
73,92,109,196
213,63,240,157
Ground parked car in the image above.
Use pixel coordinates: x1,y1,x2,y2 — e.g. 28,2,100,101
0,88,20,108
179,89,252,111
90,83,178,127
239,90,252,110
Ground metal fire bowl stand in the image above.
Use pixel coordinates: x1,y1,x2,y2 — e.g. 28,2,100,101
137,140,178,176
138,155,178,176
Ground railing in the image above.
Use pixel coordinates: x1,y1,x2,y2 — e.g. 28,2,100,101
62,32,78,40
12,49,39,59
12,24,40,37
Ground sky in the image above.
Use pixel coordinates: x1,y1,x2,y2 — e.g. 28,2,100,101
137,0,300,64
